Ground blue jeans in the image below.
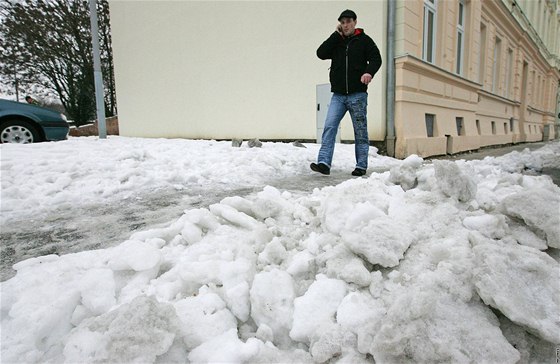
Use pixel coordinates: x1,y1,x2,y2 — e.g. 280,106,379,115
318,92,369,170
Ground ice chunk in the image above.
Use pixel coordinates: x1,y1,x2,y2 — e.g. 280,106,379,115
255,323,274,343
317,180,393,236
174,291,237,350
508,221,548,250
188,329,260,363
389,154,423,191
220,196,256,217
341,215,414,268
462,213,507,239
108,239,162,272
252,186,295,220
78,268,116,315
180,221,203,244
309,324,356,363
258,237,287,265
63,295,179,363
318,245,371,286
498,314,557,364
500,188,560,248
209,203,261,230
3,290,80,362
372,292,520,363
433,160,477,202
473,240,560,343
178,254,255,298
188,328,312,363
286,250,315,278
250,269,295,348
225,281,250,322
290,276,347,344
337,291,386,354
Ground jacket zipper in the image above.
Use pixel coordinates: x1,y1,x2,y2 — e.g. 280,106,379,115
345,45,349,94
345,37,357,94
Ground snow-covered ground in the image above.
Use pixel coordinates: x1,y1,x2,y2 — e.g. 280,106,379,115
0,137,397,280
1,137,559,363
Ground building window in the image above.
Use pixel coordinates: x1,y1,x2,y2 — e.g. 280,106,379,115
542,8,547,41
536,75,541,108
547,11,554,48
492,37,502,94
504,123,508,134
540,77,545,109
479,24,487,86
476,119,481,135
426,114,436,137
456,117,464,136
531,70,536,105
491,121,496,135
423,0,437,64
505,49,513,99
510,118,514,132
456,0,466,75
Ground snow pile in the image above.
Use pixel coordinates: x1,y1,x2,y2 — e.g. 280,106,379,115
1,139,560,363
472,239,560,343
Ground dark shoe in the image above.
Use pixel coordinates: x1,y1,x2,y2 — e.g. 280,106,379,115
351,168,366,176
310,163,330,175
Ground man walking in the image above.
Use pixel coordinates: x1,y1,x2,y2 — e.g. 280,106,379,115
311,9,382,176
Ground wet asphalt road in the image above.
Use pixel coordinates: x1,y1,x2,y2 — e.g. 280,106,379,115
0,175,357,281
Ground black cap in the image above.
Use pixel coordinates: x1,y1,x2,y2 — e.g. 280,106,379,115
338,9,357,21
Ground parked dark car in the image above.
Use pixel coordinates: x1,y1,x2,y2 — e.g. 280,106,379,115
0,99,69,144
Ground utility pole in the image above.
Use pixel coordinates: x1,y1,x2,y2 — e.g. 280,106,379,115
89,0,107,139
13,57,19,102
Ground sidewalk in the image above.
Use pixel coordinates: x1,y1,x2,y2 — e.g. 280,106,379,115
429,141,550,161
430,141,559,186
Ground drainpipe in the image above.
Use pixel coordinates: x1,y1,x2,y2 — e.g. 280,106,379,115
385,0,396,157
556,81,560,139
89,0,107,139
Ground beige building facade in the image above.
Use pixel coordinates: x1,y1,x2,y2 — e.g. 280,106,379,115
394,0,560,158
109,0,559,159
108,1,387,143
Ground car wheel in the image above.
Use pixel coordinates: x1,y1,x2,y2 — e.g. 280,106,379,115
0,120,41,144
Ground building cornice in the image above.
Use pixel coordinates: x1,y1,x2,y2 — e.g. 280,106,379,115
395,54,482,91
478,88,519,106
491,0,560,71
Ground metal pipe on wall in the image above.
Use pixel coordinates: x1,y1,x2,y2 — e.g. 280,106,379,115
89,0,107,139
385,0,396,157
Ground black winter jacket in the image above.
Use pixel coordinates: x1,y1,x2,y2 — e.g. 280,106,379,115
317,29,382,95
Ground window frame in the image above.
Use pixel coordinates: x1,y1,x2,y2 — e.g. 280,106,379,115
479,23,487,86
423,0,438,64
505,48,513,99
456,0,466,75
492,36,502,94
426,113,436,137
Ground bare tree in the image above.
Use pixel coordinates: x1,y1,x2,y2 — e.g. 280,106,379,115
0,0,117,125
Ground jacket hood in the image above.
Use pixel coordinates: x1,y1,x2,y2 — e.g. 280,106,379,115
344,28,364,38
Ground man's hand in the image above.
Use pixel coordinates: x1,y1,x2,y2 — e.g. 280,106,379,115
361,73,373,85
336,24,343,35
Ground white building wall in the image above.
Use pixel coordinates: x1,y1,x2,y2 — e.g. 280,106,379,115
109,1,386,141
